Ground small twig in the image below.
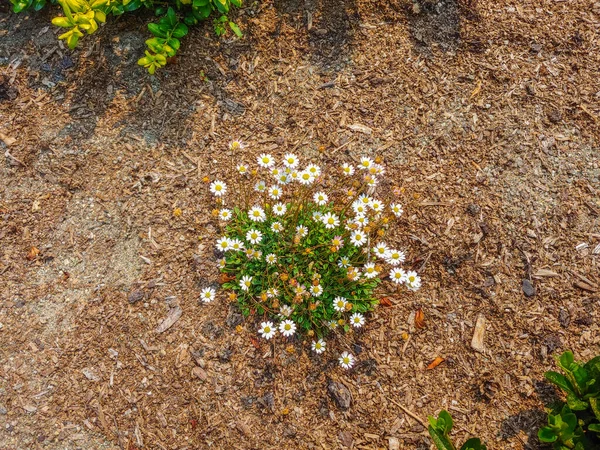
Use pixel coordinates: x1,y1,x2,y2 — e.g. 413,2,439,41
387,397,428,428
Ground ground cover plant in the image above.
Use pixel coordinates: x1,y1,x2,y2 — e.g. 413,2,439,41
8,0,242,73
539,351,600,449
203,143,420,368
428,410,487,450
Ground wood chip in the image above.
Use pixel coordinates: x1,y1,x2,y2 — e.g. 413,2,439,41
155,306,182,333
533,269,559,278
346,123,373,134
471,314,486,353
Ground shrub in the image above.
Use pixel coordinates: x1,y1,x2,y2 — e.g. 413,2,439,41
203,143,420,367
428,410,487,450
539,350,600,449
8,0,242,73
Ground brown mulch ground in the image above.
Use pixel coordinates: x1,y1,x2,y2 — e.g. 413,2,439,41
1,0,599,448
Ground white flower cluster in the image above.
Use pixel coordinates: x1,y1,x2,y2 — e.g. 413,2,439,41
207,150,421,369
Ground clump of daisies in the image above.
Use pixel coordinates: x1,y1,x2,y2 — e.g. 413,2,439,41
206,151,421,369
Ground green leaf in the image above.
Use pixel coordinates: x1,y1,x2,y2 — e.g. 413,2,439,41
166,7,177,26
545,371,575,394
566,393,588,411
52,16,73,27
590,397,600,421
172,22,188,38
460,438,486,450
438,410,454,434
538,427,558,443
167,38,180,51
228,21,242,37
230,0,241,7
559,351,575,372
588,423,600,433
428,426,456,450
148,23,167,38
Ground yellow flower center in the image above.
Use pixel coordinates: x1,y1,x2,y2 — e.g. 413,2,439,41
264,327,270,333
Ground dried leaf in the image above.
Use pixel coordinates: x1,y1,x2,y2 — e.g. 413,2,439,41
380,297,393,307
415,308,425,328
27,246,40,261
219,273,235,284
426,357,445,370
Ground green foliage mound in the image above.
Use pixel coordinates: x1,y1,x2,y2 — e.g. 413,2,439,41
539,351,600,449
9,0,242,73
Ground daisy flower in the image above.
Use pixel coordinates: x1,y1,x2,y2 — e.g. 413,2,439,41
358,194,372,206
268,185,282,199
279,320,296,337
369,164,385,175
306,164,321,177
359,156,374,170
369,199,384,213
312,211,323,221
252,249,262,259
385,249,405,265
363,262,379,279
289,170,300,182
366,176,379,187
390,203,403,217
219,209,232,221
406,271,421,291
257,153,275,168
271,222,284,233
267,288,279,298
229,140,245,151
283,153,299,168
259,321,276,340
389,268,407,284
350,312,365,328
350,230,367,247
313,191,328,206
230,239,245,251
209,180,227,197
248,206,266,222
240,275,253,291
352,201,367,215
339,352,355,369
296,225,308,237
341,163,355,176
270,167,282,178
237,163,248,174
331,236,344,249
217,258,226,269
338,256,351,268
265,253,277,264
327,320,338,330
246,229,263,245
312,339,326,354
254,180,267,192
333,296,347,312
347,268,361,281
373,243,389,258
353,215,369,228
279,304,293,317
216,236,232,251
310,284,323,297
277,173,291,184
200,287,216,303
322,212,340,229
273,202,287,216
299,171,315,185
